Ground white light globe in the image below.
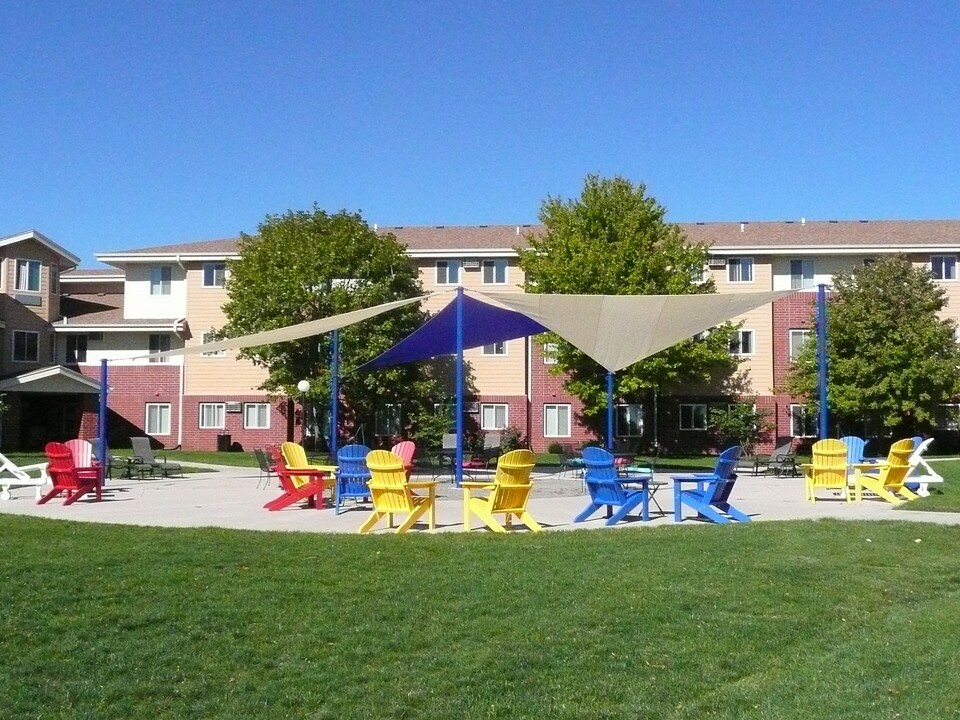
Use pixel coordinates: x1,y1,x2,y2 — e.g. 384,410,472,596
296,380,310,393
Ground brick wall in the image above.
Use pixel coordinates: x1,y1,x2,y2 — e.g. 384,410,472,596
181,395,290,451
529,341,598,452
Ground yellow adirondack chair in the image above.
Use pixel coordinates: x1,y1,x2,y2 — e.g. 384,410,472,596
462,449,541,533
802,439,850,503
853,439,918,505
280,442,337,500
358,450,437,534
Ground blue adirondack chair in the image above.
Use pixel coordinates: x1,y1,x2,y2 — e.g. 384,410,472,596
335,444,372,514
574,446,650,525
672,446,749,524
839,436,871,466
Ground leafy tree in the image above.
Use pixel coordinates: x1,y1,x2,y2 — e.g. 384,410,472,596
517,174,740,423
709,401,774,453
220,206,444,446
784,254,960,434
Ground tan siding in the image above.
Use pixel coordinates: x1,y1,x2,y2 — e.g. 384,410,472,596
465,341,526,395
182,264,269,394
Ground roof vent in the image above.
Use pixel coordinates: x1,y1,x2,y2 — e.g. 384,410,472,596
436,225,445,228
829,220,838,224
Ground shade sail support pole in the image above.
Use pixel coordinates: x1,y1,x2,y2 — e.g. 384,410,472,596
330,329,340,458
98,359,108,464
606,371,614,451
817,283,829,439
455,286,464,487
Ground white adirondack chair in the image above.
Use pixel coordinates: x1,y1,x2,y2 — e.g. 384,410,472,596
906,438,943,497
0,453,51,500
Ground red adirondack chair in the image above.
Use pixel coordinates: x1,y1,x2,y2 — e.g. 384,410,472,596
39,441,102,505
263,445,331,512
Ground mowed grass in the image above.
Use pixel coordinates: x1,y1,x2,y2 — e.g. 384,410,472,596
3,516,960,718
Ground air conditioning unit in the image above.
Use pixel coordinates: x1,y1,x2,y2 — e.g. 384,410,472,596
462,260,480,269
707,256,727,268
225,402,242,413
464,401,480,413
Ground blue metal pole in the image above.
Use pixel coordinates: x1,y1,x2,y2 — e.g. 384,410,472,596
606,371,614,450
455,286,464,487
817,283,829,439
330,329,339,458
98,359,108,464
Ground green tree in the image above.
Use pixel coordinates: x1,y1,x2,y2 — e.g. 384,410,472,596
517,174,740,422
709,401,774,453
784,254,960,434
220,206,443,446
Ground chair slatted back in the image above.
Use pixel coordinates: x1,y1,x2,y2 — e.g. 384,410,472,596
389,440,416,475
876,439,914,492
809,439,849,491
337,444,373,495
64,439,96,468
840,436,867,466
486,449,536,513
44,442,84,491
581,446,629,506
280,442,311,469
702,446,743,504
366,450,415,513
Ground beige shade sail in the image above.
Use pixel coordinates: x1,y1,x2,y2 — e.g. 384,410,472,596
135,293,440,360
480,289,797,372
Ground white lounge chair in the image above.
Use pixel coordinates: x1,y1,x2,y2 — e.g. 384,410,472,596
0,452,51,500
906,438,943,497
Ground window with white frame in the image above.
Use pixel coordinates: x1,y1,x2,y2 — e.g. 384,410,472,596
66,335,89,364
202,262,227,288
931,256,957,280
200,331,226,357
375,404,402,436
542,342,558,365
150,266,172,295
244,403,270,429
146,403,171,435
790,258,815,289
728,330,754,356
790,404,817,437
679,403,708,431
543,404,571,437
149,334,170,362
727,257,754,283
481,259,507,284
789,329,811,361
199,403,226,429
12,330,39,362
15,259,41,292
480,403,508,430
435,260,461,285
482,341,507,356
616,404,643,437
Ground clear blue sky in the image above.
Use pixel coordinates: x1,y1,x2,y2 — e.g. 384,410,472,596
2,1,959,266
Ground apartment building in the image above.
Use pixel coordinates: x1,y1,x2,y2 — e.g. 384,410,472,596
2,220,959,453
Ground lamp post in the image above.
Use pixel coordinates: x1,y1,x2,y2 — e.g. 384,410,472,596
297,379,310,447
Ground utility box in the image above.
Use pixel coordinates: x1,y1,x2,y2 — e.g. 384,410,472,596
216,433,232,452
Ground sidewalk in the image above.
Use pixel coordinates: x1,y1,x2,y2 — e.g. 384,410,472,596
2,464,957,534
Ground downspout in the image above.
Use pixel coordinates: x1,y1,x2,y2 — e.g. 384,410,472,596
525,336,532,451
173,317,187,448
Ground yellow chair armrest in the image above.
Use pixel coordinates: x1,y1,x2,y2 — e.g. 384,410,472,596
460,482,496,490
407,481,438,489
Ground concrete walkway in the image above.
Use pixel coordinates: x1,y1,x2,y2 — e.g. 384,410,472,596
1,465,958,534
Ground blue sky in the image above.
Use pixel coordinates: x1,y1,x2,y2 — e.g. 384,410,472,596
2,1,959,266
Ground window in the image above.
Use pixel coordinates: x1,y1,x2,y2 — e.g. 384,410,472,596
482,341,507,356
616,404,643,437
199,403,225,429
435,260,461,285
244,403,271,429
931,256,957,281
789,329,811,361
146,403,171,435
203,262,227,288
862,258,875,267
48,333,56,363
543,404,571,437
481,403,508,430
66,335,88,364
12,330,39,362
150,266,172,295
50,266,59,295
482,259,507,284
790,404,817,437
149,334,170,362
679,403,708,431
937,404,960,430
727,257,754,283
200,331,226,357
542,342,558,365
728,330,754,356
790,259,815,289
375,404,402,436
15,259,41,292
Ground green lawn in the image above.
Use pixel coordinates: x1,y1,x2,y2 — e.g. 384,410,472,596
3,516,960,718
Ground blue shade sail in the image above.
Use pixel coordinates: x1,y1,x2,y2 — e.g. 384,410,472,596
361,292,549,370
